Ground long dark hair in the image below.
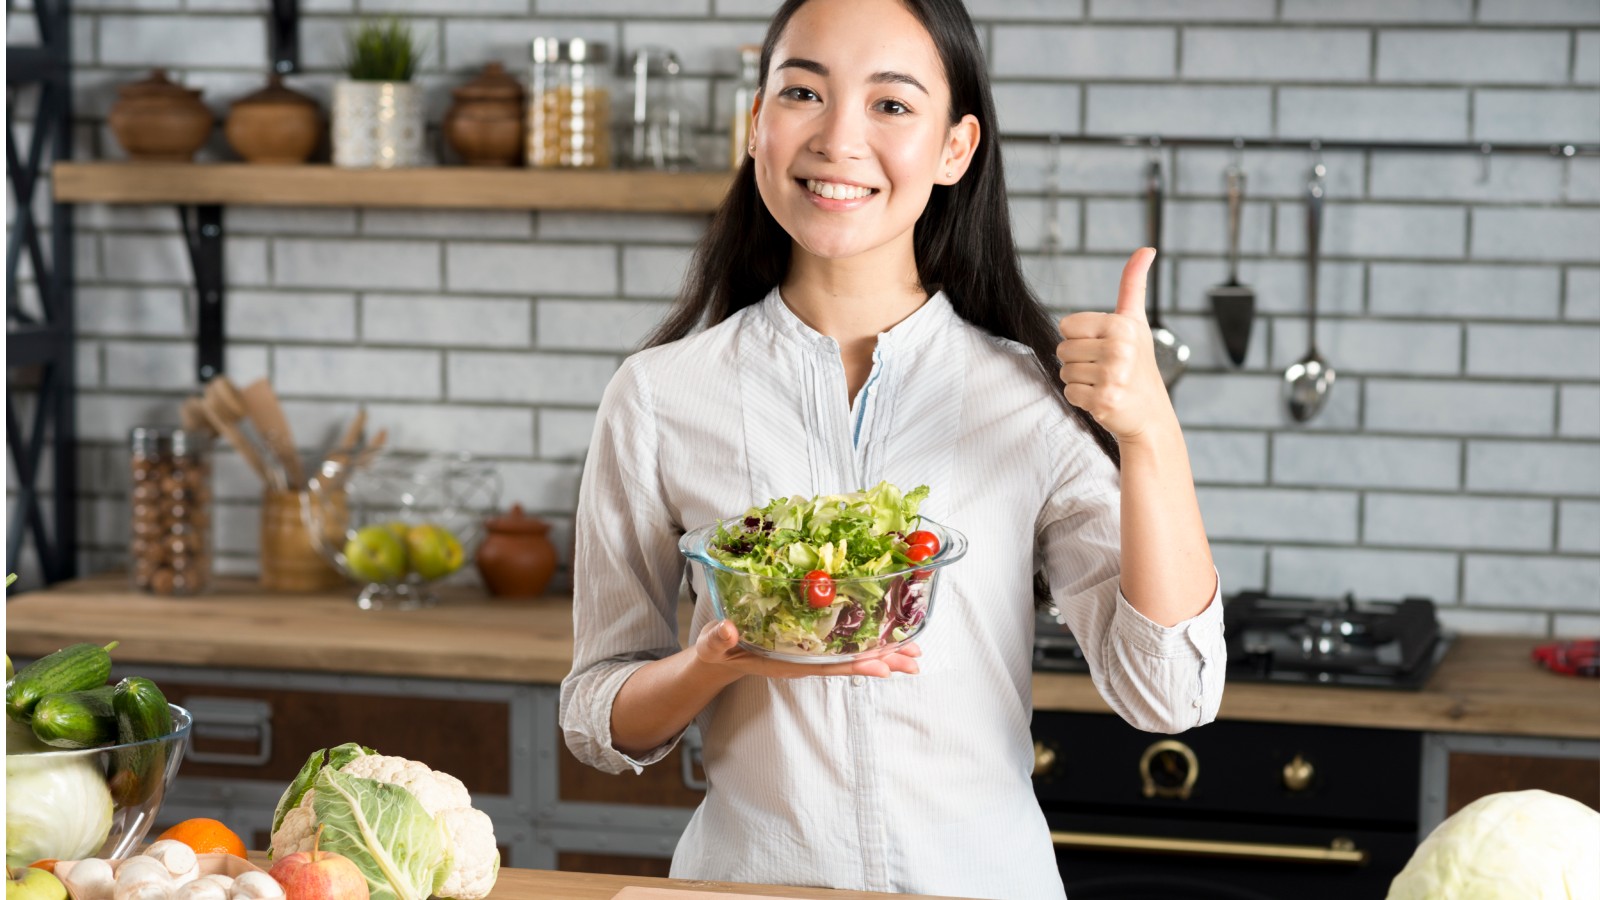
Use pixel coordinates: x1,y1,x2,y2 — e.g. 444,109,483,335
644,0,1119,468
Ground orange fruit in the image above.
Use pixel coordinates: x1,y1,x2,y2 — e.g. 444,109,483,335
156,818,247,858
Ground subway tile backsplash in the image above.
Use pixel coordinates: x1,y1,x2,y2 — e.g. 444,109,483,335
6,0,1596,634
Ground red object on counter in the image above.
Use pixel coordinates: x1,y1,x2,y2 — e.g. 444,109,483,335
1531,640,1600,677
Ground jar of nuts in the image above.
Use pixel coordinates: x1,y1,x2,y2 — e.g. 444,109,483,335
526,37,612,169
129,427,213,595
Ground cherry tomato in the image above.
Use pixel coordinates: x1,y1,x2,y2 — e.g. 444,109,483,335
906,544,934,563
804,570,836,608
906,530,940,556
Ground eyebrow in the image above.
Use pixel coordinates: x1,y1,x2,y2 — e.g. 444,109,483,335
774,57,929,95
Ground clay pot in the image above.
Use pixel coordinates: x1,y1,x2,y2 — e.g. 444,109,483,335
475,503,558,598
108,69,214,162
226,74,322,164
443,62,525,167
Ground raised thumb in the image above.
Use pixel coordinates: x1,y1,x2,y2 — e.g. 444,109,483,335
1114,247,1156,320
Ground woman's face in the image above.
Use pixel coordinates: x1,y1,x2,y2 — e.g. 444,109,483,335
751,0,979,265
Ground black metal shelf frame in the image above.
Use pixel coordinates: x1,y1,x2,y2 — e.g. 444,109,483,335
7,0,76,586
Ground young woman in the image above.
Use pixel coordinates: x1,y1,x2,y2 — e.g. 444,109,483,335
561,0,1224,896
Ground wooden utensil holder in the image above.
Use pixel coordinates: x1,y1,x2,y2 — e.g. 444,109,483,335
259,488,347,592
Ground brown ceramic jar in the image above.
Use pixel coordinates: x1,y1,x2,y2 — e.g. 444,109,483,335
108,69,214,162
225,74,322,164
444,62,525,167
475,503,558,598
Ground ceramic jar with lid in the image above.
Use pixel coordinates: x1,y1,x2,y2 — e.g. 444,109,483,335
108,69,214,162
475,503,558,598
225,74,322,164
444,62,525,167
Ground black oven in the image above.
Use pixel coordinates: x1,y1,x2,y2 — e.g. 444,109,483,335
1031,712,1421,900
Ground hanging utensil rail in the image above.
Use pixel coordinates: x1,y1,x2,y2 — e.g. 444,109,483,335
1008,133,1597,157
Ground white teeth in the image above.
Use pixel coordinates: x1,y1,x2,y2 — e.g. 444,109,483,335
805,179,874,200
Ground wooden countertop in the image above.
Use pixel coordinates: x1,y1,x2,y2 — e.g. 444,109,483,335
236,853,967,899
8,575,1597,740
485,869,968,899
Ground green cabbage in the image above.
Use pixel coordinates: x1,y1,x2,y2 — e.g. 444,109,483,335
6,748,115,866
1388,789,1600,899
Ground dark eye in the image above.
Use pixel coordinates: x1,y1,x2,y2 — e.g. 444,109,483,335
875,98,911,116
781,86,819,102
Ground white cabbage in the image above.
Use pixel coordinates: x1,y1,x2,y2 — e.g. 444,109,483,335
6,749,115,865
1388,789,1600,899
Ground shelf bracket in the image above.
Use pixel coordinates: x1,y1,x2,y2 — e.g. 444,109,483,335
178,205,226,383
270,0,299,75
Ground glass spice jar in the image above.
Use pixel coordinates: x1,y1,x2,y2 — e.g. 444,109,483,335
526,37,612,169
129,427,213,596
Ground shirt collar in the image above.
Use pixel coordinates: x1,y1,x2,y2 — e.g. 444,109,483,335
758,287,955,355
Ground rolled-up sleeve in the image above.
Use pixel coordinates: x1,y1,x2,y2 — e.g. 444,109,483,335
1036,419,1227,734
559,355,689,774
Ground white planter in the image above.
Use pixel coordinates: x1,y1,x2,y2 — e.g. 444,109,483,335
332,80,425,168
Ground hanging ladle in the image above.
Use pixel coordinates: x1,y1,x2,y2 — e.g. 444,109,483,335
1145,155,1189,390
1285,159,1335,422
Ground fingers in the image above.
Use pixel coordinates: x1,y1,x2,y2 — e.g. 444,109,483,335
1058,362,1100,386
1059,310,1114,340
1114,247,1155,320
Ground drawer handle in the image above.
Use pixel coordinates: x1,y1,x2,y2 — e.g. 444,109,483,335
680,725,707,792
1051,831,1368,866
184,696,273,766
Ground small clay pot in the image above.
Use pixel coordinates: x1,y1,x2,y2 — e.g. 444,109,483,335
108,69,214,162
443,62,525,167
226,74,322,164
475,503,558,598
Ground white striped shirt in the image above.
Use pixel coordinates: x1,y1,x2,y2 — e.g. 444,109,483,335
560,288,1226,899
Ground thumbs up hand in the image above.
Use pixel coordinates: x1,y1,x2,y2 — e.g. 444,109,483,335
1056,248,1176,445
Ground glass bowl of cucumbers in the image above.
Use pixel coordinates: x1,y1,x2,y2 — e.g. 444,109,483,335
5,642,192,865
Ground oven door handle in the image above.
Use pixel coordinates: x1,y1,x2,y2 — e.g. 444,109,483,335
1051,831,1369,865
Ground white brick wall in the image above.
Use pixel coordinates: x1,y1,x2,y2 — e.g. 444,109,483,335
15,1,1594,634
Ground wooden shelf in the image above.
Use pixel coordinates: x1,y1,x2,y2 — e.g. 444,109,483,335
52,162,734,213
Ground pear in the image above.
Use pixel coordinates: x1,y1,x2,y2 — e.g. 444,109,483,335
405,523,464,580
342,525,407,583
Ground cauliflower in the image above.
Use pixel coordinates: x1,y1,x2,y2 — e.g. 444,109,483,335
269,744,499,900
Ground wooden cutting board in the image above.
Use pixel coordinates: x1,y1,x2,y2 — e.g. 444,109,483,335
611,883,812,890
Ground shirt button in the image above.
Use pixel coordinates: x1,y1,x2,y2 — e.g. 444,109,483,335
851,676,865,687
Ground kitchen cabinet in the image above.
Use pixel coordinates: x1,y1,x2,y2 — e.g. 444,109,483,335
1421,732,1600,833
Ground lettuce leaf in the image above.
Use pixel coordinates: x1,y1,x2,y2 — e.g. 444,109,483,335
312,765,453,900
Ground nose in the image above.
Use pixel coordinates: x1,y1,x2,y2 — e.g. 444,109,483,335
806,99,868,162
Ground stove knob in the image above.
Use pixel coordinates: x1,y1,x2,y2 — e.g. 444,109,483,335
1282,753,1314,792
1033,741,1057,778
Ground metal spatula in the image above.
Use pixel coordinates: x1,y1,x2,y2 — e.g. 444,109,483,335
1208,164,1255,367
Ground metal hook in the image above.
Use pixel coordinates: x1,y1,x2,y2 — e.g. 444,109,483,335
1560,144,1576,203
1477,143,1493,185
1044,133,1063,252
1309,138,1326,182
1230,136,1245,170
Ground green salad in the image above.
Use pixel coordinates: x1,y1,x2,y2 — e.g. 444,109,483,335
706,481,942,656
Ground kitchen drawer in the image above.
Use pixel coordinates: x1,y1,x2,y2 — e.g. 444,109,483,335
557,727,706,808
108,664,542,807
160,680,511,794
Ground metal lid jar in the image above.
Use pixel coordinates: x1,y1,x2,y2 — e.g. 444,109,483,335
526,37,612,168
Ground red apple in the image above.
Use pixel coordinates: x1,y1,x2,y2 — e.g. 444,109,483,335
268,825,369,900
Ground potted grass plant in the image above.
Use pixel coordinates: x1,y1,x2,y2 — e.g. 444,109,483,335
332,18,426,168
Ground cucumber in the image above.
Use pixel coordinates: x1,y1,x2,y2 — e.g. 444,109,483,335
5,641,118,724
109,677,174,806
31,684,117,749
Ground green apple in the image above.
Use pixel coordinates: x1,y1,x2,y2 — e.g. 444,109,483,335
342,525,407,583
384,520,410,543
7,867,67,900
406,523,464,580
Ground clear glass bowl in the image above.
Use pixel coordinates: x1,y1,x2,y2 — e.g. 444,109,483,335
5,704,192,865
679,518,967,663
304,451,500,610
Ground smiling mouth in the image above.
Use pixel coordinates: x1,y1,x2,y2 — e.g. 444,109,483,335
801,179,879,200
